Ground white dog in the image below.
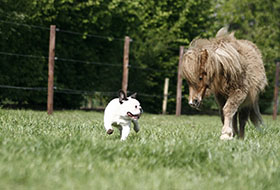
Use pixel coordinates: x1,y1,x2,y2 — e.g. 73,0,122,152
104,90,143,141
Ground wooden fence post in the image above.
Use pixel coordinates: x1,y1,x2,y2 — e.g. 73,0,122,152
176,46,184,116
273,60,280,120
47,25,56,115
162,78,169,114
122,36,130,94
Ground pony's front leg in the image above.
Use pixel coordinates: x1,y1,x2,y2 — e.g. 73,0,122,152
220,90,247,140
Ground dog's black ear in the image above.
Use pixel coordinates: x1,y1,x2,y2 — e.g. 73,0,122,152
119,90,128,104
130,92,137,99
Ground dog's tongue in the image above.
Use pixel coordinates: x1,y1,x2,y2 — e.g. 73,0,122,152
127,112,140,119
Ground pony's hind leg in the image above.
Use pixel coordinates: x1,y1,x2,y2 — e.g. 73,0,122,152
233,113,238,137
238,107,250,139
250,102,264,131
215,93,226,124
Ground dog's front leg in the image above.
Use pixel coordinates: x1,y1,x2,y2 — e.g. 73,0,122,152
120,125,131,141
132,120,140,133
220,89,247,140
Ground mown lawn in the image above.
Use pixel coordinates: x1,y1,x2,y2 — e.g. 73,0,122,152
0,109,279,190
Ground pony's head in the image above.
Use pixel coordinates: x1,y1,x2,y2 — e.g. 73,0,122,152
182,48,210,109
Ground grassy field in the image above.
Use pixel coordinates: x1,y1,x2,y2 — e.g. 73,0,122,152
0,109,279,190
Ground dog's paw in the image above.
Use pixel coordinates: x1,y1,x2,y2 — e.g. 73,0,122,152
107,129,114,135
220,133,233,140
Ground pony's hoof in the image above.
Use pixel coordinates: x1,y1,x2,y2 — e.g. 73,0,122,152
107,129,114,135
220,133,233,140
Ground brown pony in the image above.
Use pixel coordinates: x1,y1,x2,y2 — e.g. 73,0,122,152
181,27,267,140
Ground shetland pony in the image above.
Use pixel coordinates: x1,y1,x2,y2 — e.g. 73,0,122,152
181,28,267,140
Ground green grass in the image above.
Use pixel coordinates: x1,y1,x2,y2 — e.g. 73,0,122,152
0,109,280,190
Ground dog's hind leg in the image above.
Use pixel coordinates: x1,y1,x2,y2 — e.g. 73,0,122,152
104,122,114,135
238,107,250,139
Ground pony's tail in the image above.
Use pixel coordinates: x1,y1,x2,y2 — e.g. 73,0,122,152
249,101,265,131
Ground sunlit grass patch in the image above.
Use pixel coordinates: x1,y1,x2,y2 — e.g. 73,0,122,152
0,109,279,190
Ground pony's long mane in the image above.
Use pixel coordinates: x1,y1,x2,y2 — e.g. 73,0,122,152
182,28,244,93
206,37,243,85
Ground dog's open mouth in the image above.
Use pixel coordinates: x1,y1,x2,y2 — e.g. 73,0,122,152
127,112,141,119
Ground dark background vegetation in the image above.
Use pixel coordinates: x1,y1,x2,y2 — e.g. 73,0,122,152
0,0,279,114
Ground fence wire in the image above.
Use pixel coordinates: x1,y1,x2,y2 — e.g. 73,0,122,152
0,85,166,98
0,19,126,42
0,19,182,110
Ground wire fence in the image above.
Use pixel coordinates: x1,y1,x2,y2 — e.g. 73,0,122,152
0,20,125,41
0,18,172,103
0,19,178,95
1,18,275,114
0,50,166,72
0,19,171,69
0,84,168,98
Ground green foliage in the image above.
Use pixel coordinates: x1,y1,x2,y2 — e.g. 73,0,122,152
0,109,280,189
0,0,49,107
0,0,278,112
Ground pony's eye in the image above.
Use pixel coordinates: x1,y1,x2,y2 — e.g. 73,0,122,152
199,76,203,81
135,105,138,108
